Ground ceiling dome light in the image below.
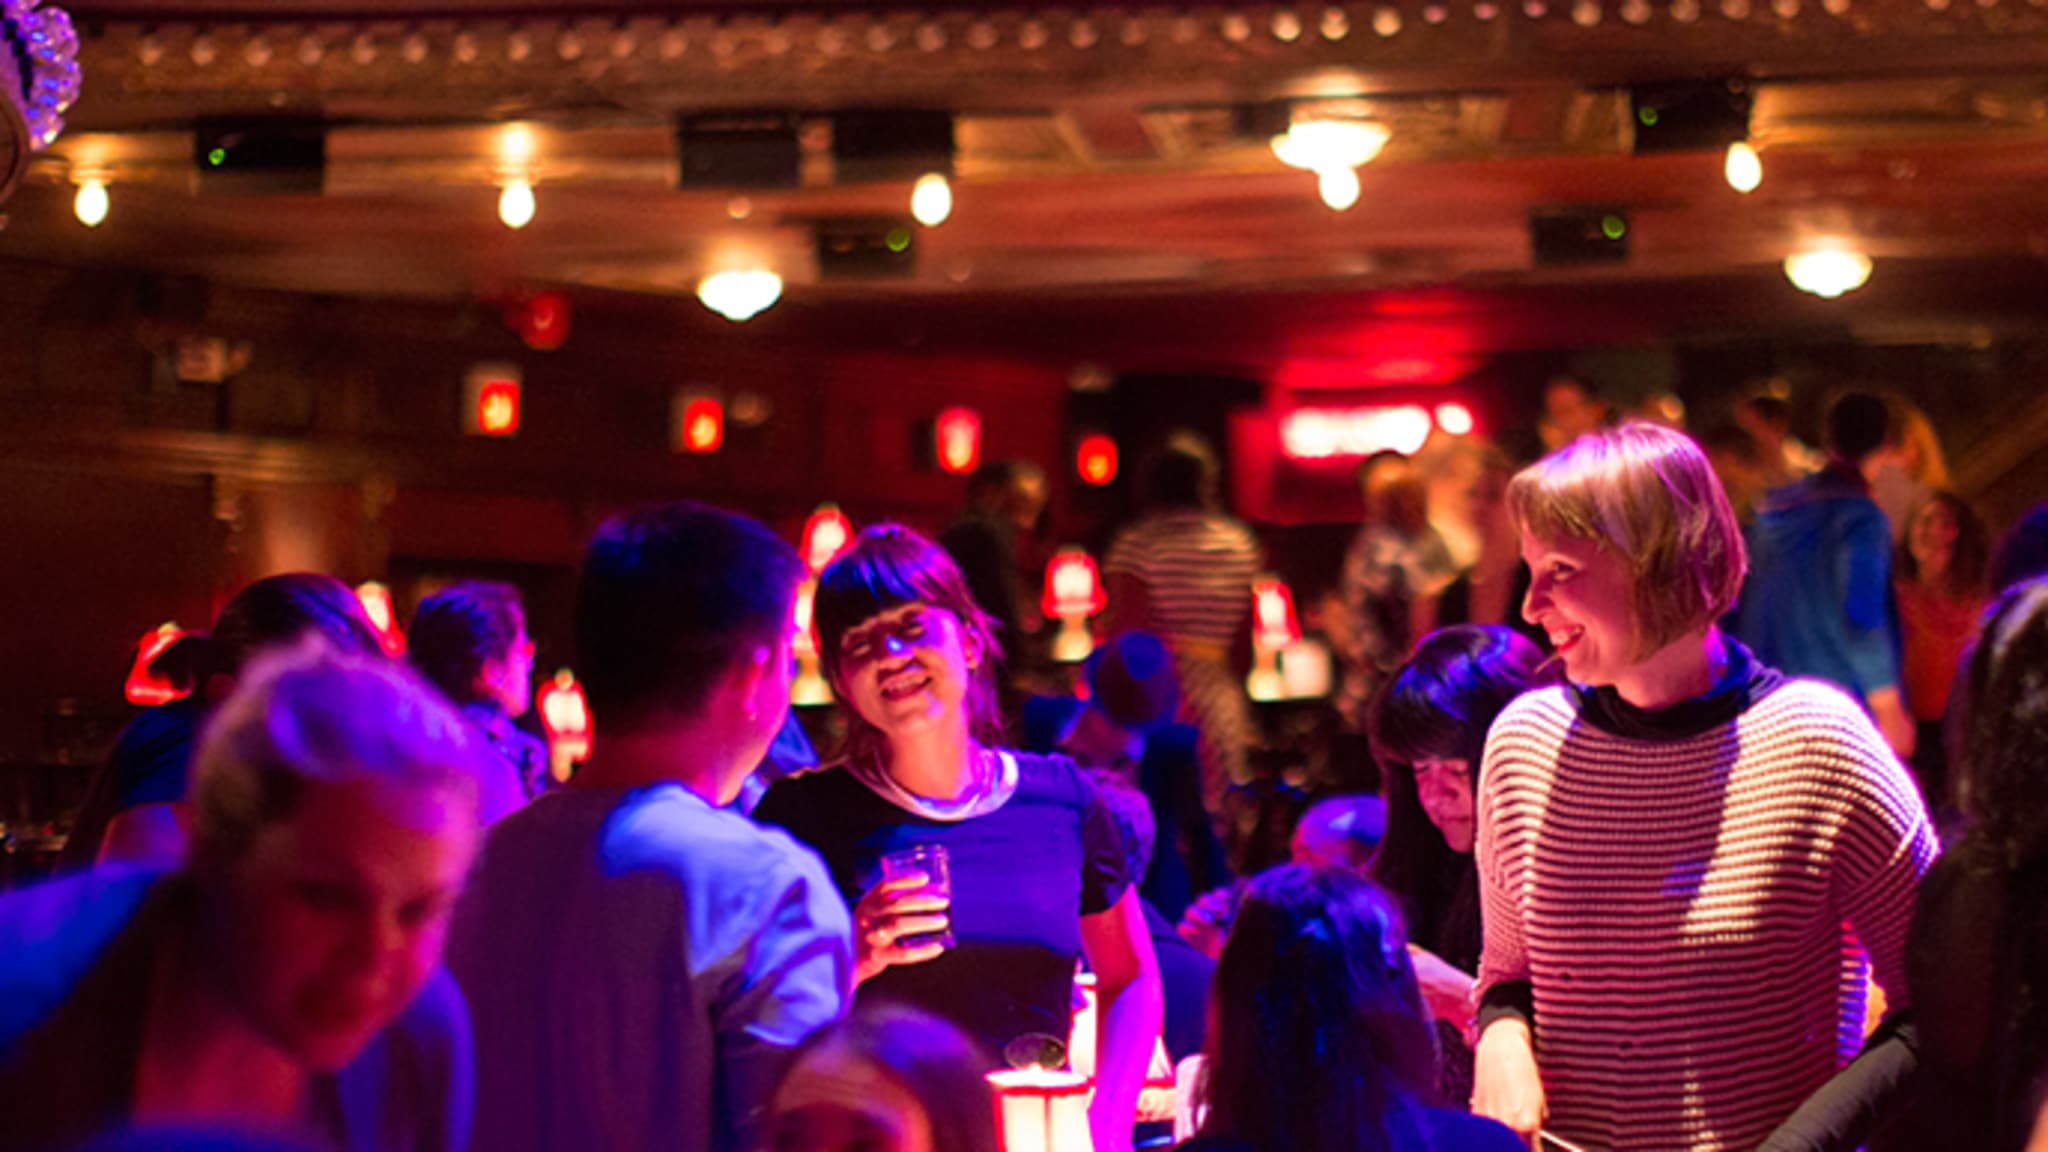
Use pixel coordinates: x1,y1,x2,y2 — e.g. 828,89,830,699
1317,166,1361,211
911,172,953,227
1270,118,1392,173
1724,140,1762,194
698,269,784,322
498,179,536,229
73,177,108,227
1784,247,1872,298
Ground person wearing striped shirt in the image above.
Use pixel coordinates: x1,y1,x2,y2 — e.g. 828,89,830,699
1471,423,1937,1152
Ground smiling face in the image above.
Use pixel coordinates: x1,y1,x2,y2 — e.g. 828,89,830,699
1520,528,1639,688
1412,757,1476,852
834,602,982,741
1910,499,1960,583
204,775,478,1072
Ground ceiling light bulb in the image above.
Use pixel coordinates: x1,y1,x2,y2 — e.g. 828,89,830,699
73,178,108,227
498,179,536,229
698,269,784,322
1271,118,1392,172
1784,247,1872,298
911,173,953,227
1317,166,1361,211
1725,140,1763,193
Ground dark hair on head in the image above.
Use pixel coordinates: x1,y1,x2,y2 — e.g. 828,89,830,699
1139,430,1219,512
1739,393,1791,431
1992,504,2048,595
1084,631,1180,730
1896,492,1990,600
407,581,527,706
1199,865,1439,1151
770,1004,999,1152
1700,422,1764,467
575,501,804,727
815,524,1005,765
1369,626,1550,960
965,458,1045,502
1957,578,2048,860
153,572,384,689
1824,390,1892,464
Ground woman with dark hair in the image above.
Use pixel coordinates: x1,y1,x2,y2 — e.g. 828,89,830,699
407,580,545,822
1893,491,1991,813
1887,578,2048,1151
1183,864,1521,1152
1368,625,1550,1106
1103,430,1263,854
763,1004,998,1152
754,525,1162,1152
66,572,385,869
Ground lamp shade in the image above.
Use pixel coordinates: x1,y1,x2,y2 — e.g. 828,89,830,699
801,504,855,575
986,1068,1093,1152
1042,549,1107,620
539,668,592,772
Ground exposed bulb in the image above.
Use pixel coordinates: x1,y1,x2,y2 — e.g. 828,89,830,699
73,178,108,227
911,173,953,227
1725,140,1763,193
698,269,784,322
1318,166,1361,211
498,179,536,229
1783,247,1872,298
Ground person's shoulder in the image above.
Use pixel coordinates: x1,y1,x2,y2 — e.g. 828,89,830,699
1749,676,1877,741
1420,1106,1528,1152
1489,684,1577,736
755,763,876,827
1010,750,1094,804
0,868,163,1053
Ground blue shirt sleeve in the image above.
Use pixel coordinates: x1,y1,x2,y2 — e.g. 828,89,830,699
1836,503,1901,694
1072,764,1133,917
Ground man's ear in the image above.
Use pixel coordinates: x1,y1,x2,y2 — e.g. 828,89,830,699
732,643,773,721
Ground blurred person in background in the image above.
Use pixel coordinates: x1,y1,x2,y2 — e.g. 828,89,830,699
1335,451,1457,733
1180,864,1522,1152
406,580,546,823
1893,492,1991,816
1103,431,1263,854
66,573,384,871
0,643,482,1152
756,524,1160,1152
1867,397,1953,547
938,459,1050,712
1537,377,1612,453
1175,793,1386,962
762,1005,997,1152
1370,625,1551,1110
1738,390,1917,758
1433,445,1535,640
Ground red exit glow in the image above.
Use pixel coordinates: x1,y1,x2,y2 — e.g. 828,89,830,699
935,407,982,474
679,396,724,453
1076,434,1118,486
476,379,520,437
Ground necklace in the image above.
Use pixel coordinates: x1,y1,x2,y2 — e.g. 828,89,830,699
859,746,1019,821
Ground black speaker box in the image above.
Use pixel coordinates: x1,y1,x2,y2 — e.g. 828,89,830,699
194,118,326,194
1531,208,1630,267
815,218,918,279
1629,80,1751,155
676,112,802,188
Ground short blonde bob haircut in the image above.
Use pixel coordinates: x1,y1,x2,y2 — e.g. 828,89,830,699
1507,422,1747,660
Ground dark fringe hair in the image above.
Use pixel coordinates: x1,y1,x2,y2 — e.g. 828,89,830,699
1895,491,1991,602
814,524,1006,769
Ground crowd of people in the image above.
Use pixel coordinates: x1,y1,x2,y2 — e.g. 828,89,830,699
3,379,2046,1152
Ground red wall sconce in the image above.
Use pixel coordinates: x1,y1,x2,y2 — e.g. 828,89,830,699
1042,547,1107,663
539,668,593,782
935,407,982,474
673,391,725,454
800,503,855,575
1076,433,1118,486
464,363,522,438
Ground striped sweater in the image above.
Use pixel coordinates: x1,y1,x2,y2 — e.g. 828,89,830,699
1476,678,1937,1152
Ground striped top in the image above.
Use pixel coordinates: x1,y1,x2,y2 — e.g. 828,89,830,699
1104,510,1262,647
1476,679,1936,1152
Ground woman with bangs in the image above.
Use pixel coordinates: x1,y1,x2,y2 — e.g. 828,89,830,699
1469,424,1936,1152
754,524,1162,1152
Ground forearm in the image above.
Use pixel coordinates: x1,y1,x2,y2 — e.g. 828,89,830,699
1089,967,1164,1151
1758,1016,1920,1152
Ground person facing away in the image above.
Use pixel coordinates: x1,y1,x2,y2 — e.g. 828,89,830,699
761,1004,998,1152
65,572,386,871
406,579,548,822
0,642,483,1152
936,458,1048,663
446,501,854,1152
1179,864,1523,1152
1738,389,1918,758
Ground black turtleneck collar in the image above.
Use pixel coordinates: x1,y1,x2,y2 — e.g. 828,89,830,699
1575,637,1786,741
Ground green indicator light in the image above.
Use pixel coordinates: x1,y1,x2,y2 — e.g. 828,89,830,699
885,227,912,253
207,148,227,166
1637,107,1659,127
1601,215,1627,240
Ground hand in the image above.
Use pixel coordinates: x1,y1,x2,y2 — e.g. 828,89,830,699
1472,1017,1546,1150
1867,688,1917,760
1176,887,1236,960
1406,944,1477,1024
852,873,950,984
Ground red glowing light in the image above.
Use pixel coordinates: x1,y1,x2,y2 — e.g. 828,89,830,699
1280,405,1433,460
475,379,521,437
1251,577,1302,649
1434,403,1475,437
801,504,855,575
124,623,190,706
1076,434,1119,486
514,291,571,351
935,407,982,475
680,396,724,453
793,580,820,657
1042,548,1107,619
355,581,406,656
539,669,592,763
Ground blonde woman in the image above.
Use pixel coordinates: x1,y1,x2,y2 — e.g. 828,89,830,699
1472,423,1936,1151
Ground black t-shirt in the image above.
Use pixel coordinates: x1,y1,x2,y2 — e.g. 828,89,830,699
754,751,1129,1061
